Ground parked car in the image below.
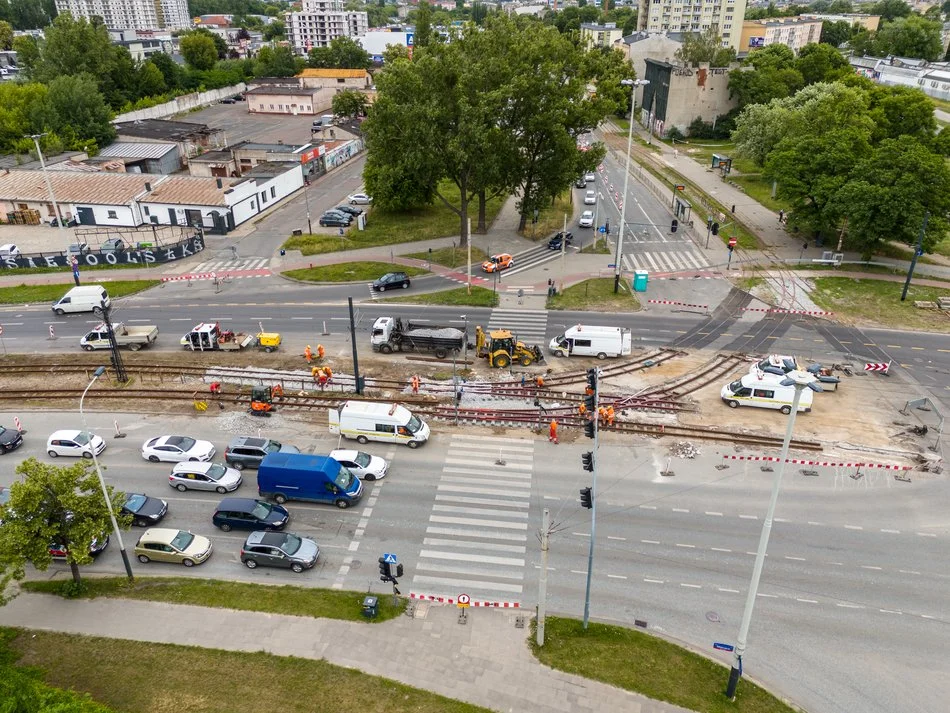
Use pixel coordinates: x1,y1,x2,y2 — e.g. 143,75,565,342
240,531,320,573
334,204,363,217
47,430,106,459
224,437,298,471
142,435,215,463
67,242,89,255
220,98,236,104
0,425,24,453
49,535,109,560
481,253,514,273
585,171,597,182
134,528,212,567
212,497,289,532
584,190,597,205
372,272,411,292
0,244,20,258
169,461,242,493
100,238,125,253
547,231,574,250
319,211,352,228
121,493,168,527
347,193,372,205
574,177,587,189
328,449,388,481
579,210,594,228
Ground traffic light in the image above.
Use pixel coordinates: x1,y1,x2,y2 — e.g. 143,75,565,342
378,557,391,582
583,392,595,412
579,487,593,509
582,451,594,472
671,219,678,233
586,368,597,393
712,222,720,236
584,419,596,439
604,219,610,235
394,563,404,579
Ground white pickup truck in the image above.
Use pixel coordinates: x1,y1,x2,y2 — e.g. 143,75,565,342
80,323,159,351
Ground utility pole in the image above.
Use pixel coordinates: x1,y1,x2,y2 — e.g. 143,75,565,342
560,213,567,286
466,218,472,295
28,133,70,251
901,212,929,302
614,79,648,293
536,507,551,646
581,368,599,629
347,297,362,394
99,300,128,383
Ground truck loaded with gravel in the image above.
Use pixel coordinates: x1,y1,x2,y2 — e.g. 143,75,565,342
370,316,466,359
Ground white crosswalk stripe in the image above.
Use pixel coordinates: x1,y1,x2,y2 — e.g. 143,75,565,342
623,248,708,274
486,308,548,344
411,434,534,603
190,258,270,273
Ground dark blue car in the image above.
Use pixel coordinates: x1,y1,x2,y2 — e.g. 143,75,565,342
548,231,574,250
212,497,289,532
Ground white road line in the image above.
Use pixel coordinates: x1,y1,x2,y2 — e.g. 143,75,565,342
785,556,806,561
644,578,664,584
570,569,587,575
641,539,660,545
426,526,526,542
757,593,778,598
439,476,532,490
739,514,758,520
675,543,696,549
680,583,702,589
808,521,823,526
898,569,921,575
844,525,863,530
718,588,740,593
429,515,528,530
829,562,844,566
672,508,690,513
572,532,591,537
436,484,525,498
774,517,789,523
607,574,627,580
435,494,529,508
921,614,935,619
451,432,535,444
705,511,723,517
639,505,657,510
422,538,526,554
880,529,901,534
432,505,529,519
860,565,882,570
607,536,626,541
917,532,937,537
710,547,732,552
879,609,903,615
442,466,533,479
419,550,525,566
796,598,818,604
836,603,865,609
415,562,524,580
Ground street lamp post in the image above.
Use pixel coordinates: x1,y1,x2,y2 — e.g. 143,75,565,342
28,133,71,251
614,79,649,294
302,175,313,234
80,366,134,582
725,369,822,699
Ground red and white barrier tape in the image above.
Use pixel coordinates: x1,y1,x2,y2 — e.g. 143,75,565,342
648,299,709,309
409,593,520,608
741,308,834,316
722,455,911,470
161,272,219,283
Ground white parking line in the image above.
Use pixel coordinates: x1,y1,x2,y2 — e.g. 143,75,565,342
917,532,937,537
705,511,723,517
785,556,806,561
641,539,660,545
718,588,740,593
836,603,864,609
644,578,664,584
860,565,882,570
710,547,732,553
880,529,901,534
607,574,627,580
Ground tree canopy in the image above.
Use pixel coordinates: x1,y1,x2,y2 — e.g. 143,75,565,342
332,89,369,118
674,29,737,68
181,32,220,70
307,36,373,69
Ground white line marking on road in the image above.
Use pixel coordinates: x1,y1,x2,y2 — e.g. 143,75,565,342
860,565,882,570
757,593,778,598
844,525,863,530
543,495,559,500
746,551,761,556
429,515,527,530
796,598,818,604
836,603,864,609
423,538,526,554
419,550,525,566
785,556,806,561
426,526,526,542
921,614,935,619
291,316,313,320
739,514,757,520
718,588,740,593
807,521,822,526
572,532,591,537
644,578,664,584
640,505,657,510
774,517,789,523
917,532,937,537
898,569,921,575
705,511,723,517
570,569,587,575
607,536,626,541
641,539,660,545
680,583,702,589
880,529,901,534
879,609,902,615
672,508,689,513
829,562,844,566
710,547,732,553
607,574,627,580
411,574,523,593
675,543,696,549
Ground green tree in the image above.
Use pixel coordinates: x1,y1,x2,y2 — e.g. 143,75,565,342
308,36,372,69
867,84,937,142
415,0,433,49
30,14,116,84
34,73,116,149
148,52,183,91
875,15,943,60
136,60,167,97
933,128,950,157
10,34,39,76
4,0,54,30
728,65,804,108
0,81,47,152
0,19,12,50
332,88,368,118
867,0,911,22
820,20,854,47
0,458,129,592
181,32,219,70
795,42,850,85
255,44,299,76
262,19,285,41
674,28,737,67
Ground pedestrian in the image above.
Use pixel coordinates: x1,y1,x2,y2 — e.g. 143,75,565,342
606,405,615,426
411,374,420,394
549,419,559,444
317,344,325,360
778,209,785,223
535,375,545,389
521,374,526,388
304,345,312,364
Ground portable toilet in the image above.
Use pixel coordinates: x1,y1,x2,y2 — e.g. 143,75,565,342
632,270,649,292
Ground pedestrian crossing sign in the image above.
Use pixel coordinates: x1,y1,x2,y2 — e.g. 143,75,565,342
383,553,397,564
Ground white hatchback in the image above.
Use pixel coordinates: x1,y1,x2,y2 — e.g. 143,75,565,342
584,190,597,205
47,430,106,459
328,449,388,481
347,193,372,205
579,210,594,228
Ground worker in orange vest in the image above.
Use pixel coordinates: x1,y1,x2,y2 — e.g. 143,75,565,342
304,345,313,364
311,366,321,381
317,344,325,360
549,419,559,444
606,405,615,426
598,406,607,425
411,375,420,394
535,375,545,389
578,403,587,417
317,368,328,390
323,365,332,383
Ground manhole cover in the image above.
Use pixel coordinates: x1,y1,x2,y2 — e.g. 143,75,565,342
349,559,362,570
706,611,721,623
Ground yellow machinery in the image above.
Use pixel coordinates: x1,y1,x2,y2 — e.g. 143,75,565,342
250,384,284,415
475,326,544,368
256,332,281,353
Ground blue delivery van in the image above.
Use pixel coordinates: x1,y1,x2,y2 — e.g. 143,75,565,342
257,453,363,509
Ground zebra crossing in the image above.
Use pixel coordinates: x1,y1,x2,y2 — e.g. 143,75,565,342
410,433,533,605
486,308,548,344
622,247,708,274
191,257,270,273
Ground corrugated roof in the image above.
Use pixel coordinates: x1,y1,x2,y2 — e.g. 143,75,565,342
0,170,157,205
297,68,368,79
99,142,178,159
142,176,234,207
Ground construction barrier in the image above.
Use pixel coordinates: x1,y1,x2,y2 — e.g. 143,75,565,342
721,455,911,470
409,592,520,608
864,362,891,374
648,299,709,309
741,308,834,316
48,325,55,340
14,416,22,432
161,272,218,283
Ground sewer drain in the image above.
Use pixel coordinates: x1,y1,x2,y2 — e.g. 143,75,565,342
706,611,721,623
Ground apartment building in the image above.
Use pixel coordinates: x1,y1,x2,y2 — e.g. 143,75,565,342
636,0,747,51
739,17,823,54
285,0,369,54
55,0,190,30
580,22,625,50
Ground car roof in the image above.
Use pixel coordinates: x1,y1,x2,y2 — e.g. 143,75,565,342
246,530,288,547
172,461,218,474
229,436,268,448
139,528,184,544
217,497,259,511
49,429,83,439
329,449,361,460
157,435,190,446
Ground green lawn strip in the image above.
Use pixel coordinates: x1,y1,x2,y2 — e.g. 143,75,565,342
526,192,574,240
532,617,797,713
0,280,159,305
730,175,782,213
5,628,490,713
283,262,428,283
735,275,764,291
809,276,950,332
682,140,735,167
932,236,950,259
580,240,611,254
283,182,505,256
377,285,499,307
21,577,405,622
404,246,489,268
547,277,640,312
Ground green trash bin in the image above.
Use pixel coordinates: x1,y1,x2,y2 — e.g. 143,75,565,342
362,595,379,618
632,270,649,292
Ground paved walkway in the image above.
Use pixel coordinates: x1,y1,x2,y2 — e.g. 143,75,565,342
0,593,693,713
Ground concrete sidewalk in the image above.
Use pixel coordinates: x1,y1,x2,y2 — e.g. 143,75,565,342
0,593,692,713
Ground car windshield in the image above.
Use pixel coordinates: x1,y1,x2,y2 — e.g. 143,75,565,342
124,494,146,512
170,531,194,550
73,432,92,446
406,415,423,434
281,533,302,555
175,437,196,451
380,273,394,281
354,452,372,467
265,441,282,453
206,464,227,480
728,380,742,392
250,501,273,520
334,466,354,490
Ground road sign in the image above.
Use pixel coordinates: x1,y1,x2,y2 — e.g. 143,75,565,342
728,237,737,248
598,226,606,233
713,642,735,652
457,593,471,609
607,263,616,268
864,361,891,374
383,553,397,564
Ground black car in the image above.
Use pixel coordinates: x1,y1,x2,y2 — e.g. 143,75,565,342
575,177,587,189
0,425,24,454
220,98,236,104
334,204,363,217
213,498,289,532
548,231,575,250
373,272,411,292
121,493,169,527
319,211,352,228
224,436,299,471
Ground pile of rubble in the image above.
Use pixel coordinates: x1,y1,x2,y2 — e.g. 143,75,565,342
669,441,701,459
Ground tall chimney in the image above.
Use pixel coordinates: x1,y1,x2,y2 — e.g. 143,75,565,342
216,178,223,189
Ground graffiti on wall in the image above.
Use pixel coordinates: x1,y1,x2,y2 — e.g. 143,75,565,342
0,236,205,270
325,139,365,170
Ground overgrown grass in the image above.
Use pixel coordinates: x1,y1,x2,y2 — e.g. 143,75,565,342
283,262,428,283
809,276,950,332
378,285,499,307
525,192,574,240
404,246,489,268
532,617,797,713
0,261,159,275
283,182,505,256
730,174,782,212
735,275,764,291
580,240,611,254
0,280,159,305
932,237,950,259
21,577,405,623
547,277,640,312
5,629,491,713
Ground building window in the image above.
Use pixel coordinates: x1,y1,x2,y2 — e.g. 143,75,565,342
107,210,118,219
270,186,276,198
337,78,345,83
260,191,267,203
144,206,150,216
270,104,275,110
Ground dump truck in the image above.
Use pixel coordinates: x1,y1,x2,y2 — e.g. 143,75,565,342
371,317,466,359
80,323,159,352
475,326,544,368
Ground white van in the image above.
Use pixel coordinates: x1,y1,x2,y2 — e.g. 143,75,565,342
721,374,813,414
749,354,799,378
549,325,632,359
329,401,430,448
51,286,110,315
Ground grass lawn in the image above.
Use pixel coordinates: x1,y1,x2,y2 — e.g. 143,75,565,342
731,174,781,213
547,277,640,312
0,280,159,305
378,285,499,307
283,182,506,256
809,277,950,332
405,245,489,268
735,275,764,291
932,237,950,259
5,629,491,713
22,577,405,623
580,240,611,254
532,617,797,713
683,140,735,167
283,262,428,283
526,192,574,240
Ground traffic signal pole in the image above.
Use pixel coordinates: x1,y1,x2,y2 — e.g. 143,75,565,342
582,369,599,629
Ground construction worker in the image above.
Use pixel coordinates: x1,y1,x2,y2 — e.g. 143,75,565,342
317,368,328,390
411,374,420,394
549,418,559,444
606,405,615,427
598,406,607,425
535,375,545,389
209,382,222,397
317,344,325,360
578,403,587,417
311,366,321,381
323,365,332,383
304,345,313,364
521,374,526,388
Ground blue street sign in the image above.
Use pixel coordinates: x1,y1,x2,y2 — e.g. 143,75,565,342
607,263,616,268
916,247,924,256
383,553,398,564
598,226,606,233
713,642,735,652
